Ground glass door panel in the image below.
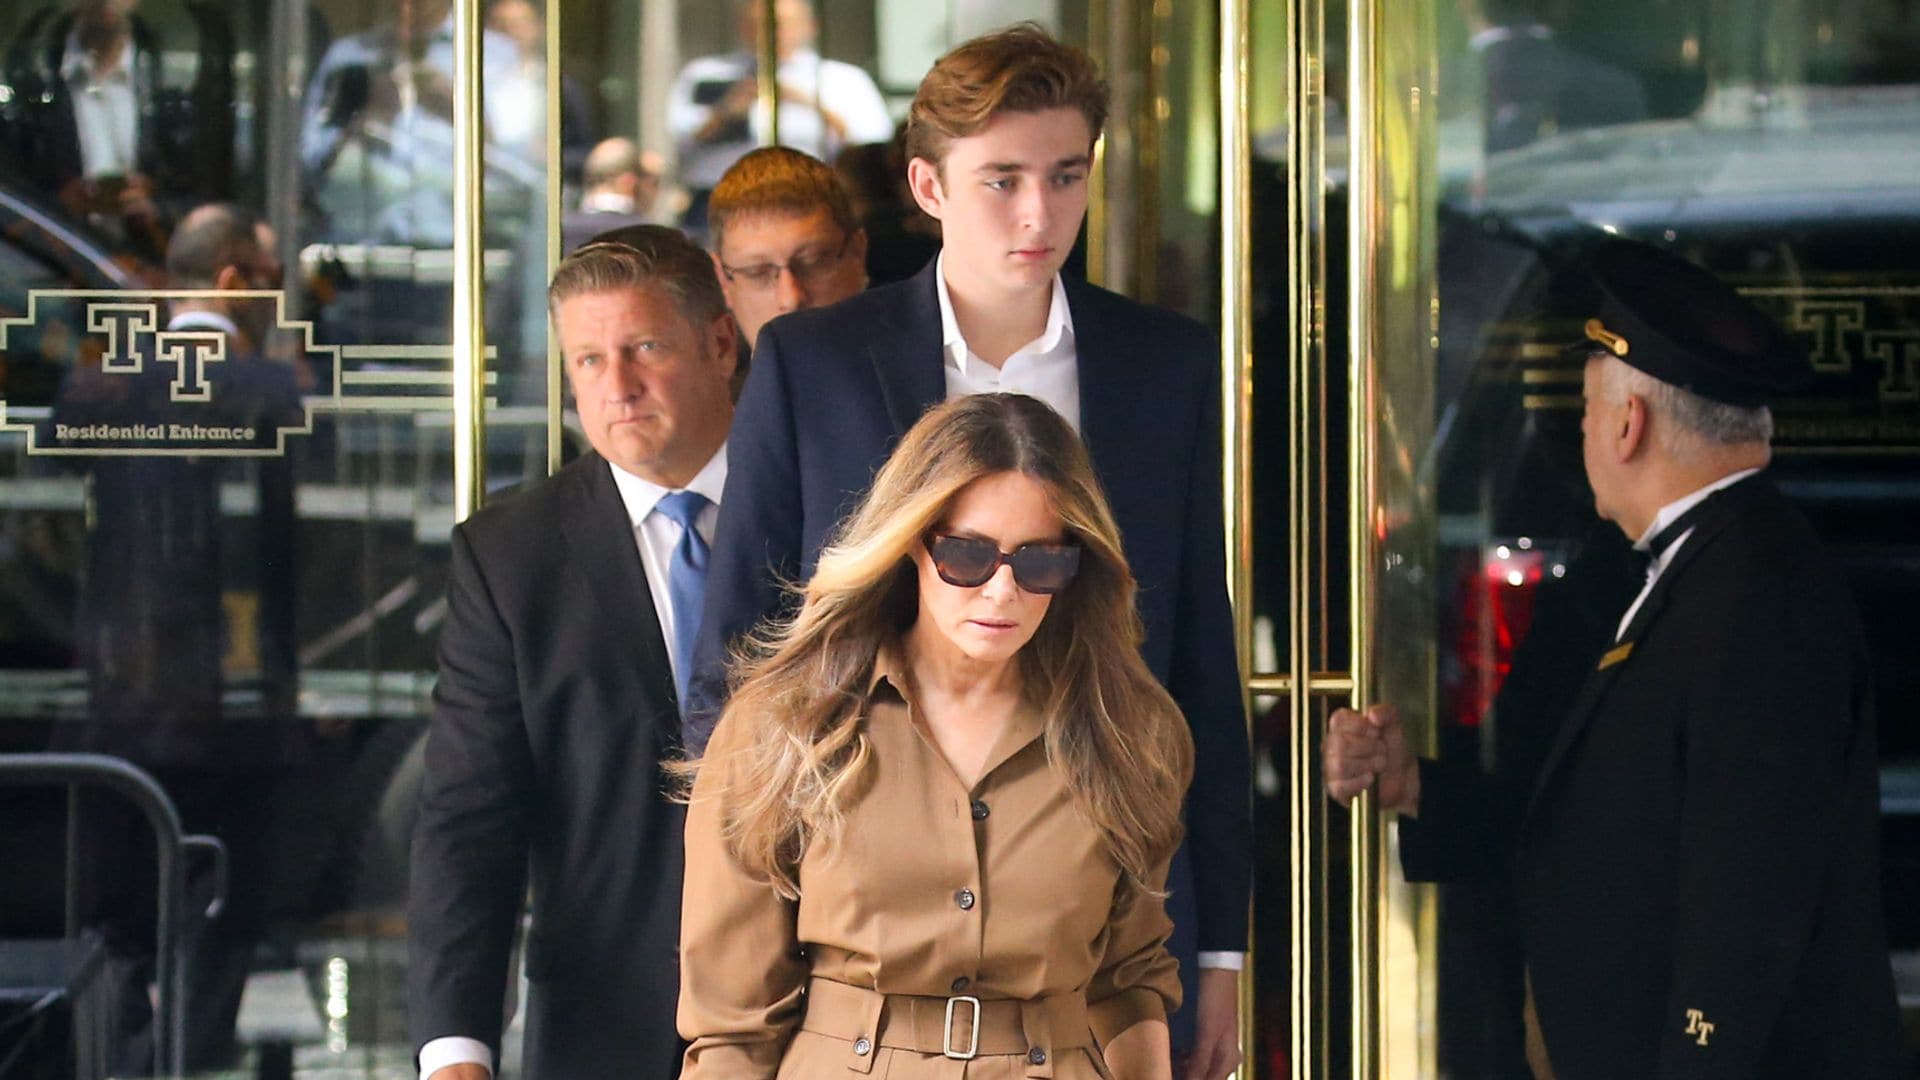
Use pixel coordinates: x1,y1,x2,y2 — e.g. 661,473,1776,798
0,0,551,1071
1341,0,1920,1074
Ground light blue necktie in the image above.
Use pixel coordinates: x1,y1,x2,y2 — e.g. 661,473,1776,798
652,490,711,702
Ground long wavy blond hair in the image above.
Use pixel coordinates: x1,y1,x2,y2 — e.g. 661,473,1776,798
686,393,1193,899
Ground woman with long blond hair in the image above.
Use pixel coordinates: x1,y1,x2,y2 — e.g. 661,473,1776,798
677,393,1193,1079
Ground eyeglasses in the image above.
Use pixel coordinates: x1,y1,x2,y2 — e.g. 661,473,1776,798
718,232,853,291
923,534,1082,594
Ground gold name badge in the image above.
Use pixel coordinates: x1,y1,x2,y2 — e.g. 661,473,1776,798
1684,1008,1715,1047
1598,642,1634,670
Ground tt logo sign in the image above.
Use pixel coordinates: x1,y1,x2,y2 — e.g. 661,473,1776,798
1684,1008,1715,1047
89,304,227,403
3,288,494,459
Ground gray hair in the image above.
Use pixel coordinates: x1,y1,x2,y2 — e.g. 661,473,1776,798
547,225,728,329
1592,353,1773,456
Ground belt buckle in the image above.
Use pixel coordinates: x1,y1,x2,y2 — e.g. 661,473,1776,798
942,994,981,1060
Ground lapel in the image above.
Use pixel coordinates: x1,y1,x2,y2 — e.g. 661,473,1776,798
1521,478,1759,821
866,260,946,436
558,453,681,727
1062,278,1162,507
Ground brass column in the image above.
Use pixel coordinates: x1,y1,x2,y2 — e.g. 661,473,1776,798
545,0,564,474
1286,0,1335,1070
1345,0,1384,1073
1218,0,1256,1069
453,0,489,519
756,0,780,147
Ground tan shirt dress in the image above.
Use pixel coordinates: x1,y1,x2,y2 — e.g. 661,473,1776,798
679,653,1183,1078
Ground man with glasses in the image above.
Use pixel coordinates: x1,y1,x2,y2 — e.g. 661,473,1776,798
707,146,868,350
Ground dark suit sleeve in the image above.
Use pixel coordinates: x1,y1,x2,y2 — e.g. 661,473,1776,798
684,323,805,753
1399,530,1632,884
1653,575,1855,1079
407,523,535,1062
1169,332,1253,953
1396,758,1522,882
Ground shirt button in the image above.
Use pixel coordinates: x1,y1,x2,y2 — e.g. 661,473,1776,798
853,1036,872,1056
950,976,971,993
955,888,976,911
970,799,990,820
1028,1047,1047,1065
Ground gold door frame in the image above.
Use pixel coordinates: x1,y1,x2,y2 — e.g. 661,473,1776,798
452,0,490,520
1220,0,1441,1075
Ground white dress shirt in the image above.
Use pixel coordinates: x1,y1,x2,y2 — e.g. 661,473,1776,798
933,257,1245,973
666,48,893,190
418,448,726,1079
934,253,1081,431
607,447,729,691
1614,467,1762,642
61,31,140,179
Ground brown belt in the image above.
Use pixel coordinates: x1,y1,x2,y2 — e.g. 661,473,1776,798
799,976,1091,1076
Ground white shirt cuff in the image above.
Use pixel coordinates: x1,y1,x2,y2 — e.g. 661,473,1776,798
1197,950,1247,971
419,1036,493,1079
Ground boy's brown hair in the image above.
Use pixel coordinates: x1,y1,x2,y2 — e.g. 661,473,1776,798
905,23,1109,169
708,146,859,251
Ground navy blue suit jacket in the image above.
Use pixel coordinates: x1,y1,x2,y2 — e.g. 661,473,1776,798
686,261,1252,1022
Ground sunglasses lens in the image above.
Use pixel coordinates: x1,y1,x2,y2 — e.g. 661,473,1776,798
929,535,999,587
1009,545,1081,594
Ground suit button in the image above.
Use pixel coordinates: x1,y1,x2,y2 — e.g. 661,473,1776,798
951,976,970,993
955,888,976,910
970,799,990,820
1027,1047,1047,1065
853,1037,872,1056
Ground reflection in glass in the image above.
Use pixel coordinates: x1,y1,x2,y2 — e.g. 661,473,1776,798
0,0,550,1072
1400,0,1920,1073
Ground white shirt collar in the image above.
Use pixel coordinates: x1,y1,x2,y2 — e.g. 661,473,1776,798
1632,467,1762,551
606,443,729,531
61,29,136,87
167,309,242,338
1469,24,1552,51
934,251,1074,376
579,191,637,215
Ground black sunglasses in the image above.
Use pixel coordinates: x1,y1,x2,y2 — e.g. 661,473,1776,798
923,534,1082,594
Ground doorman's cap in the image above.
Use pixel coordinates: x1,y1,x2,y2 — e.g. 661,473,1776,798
1570,239,1811,407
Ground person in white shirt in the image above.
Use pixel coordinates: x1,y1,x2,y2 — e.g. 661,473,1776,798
298,0,531,246
666,0,893,234
409,225,738,1079
0,0,190,255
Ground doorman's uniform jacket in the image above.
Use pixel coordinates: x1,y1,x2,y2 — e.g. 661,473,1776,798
1401,475,1903,1079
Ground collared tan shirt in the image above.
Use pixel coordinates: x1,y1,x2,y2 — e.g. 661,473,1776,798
679,650,1181,1077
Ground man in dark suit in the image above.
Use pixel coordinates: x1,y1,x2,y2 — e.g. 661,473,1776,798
684,26,1250,1080
409,226,738,1079
1326,239,1904,1079
49,201,305,1074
